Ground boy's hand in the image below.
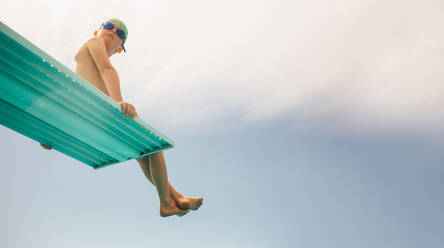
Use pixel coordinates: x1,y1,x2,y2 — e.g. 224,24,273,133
40,143,53,150
118,101,138,118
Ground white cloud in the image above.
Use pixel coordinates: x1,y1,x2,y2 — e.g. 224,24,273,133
2,0,444,137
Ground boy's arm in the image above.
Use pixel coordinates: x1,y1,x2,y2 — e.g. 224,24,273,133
86,37,123,102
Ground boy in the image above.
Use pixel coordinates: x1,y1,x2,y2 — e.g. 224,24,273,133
41,18,203,217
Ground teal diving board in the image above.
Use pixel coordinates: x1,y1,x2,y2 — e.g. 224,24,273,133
0,21,175,169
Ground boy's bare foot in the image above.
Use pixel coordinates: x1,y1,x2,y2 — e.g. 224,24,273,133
175,196,203,211
160,198,190,217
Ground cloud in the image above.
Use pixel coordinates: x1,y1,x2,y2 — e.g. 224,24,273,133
3,0,444,138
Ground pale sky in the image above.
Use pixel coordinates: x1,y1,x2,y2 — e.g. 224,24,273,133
1,1,444,247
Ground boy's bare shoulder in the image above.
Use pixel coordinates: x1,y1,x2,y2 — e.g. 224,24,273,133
75,37,101,59
85,36,105,47
76,37,106,59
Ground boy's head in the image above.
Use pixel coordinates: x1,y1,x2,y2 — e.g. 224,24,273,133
94,18,128,55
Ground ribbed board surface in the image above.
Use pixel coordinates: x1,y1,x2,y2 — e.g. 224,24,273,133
0,21,174,169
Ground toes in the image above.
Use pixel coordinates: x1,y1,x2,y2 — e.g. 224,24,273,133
178,200,190,210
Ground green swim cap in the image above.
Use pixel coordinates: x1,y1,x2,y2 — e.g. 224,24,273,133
106,18,128,45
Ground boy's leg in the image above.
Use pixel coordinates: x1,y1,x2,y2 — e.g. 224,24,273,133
136,156,184,200
146,151,189,216
136,152,203,212
148,151,172,205
136,156,155,186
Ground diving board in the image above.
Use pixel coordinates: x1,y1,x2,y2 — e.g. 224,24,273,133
0,21,175,169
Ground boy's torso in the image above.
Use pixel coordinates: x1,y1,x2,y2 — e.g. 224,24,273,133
74,38,111,97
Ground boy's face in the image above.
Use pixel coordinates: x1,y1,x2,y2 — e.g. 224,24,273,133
98,21,125,55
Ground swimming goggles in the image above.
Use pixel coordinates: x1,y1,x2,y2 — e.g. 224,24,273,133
99,22,127,52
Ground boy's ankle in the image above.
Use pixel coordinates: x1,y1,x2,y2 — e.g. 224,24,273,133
161,197,174,207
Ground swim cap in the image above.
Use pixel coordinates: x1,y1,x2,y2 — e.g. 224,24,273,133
106,18,128,45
